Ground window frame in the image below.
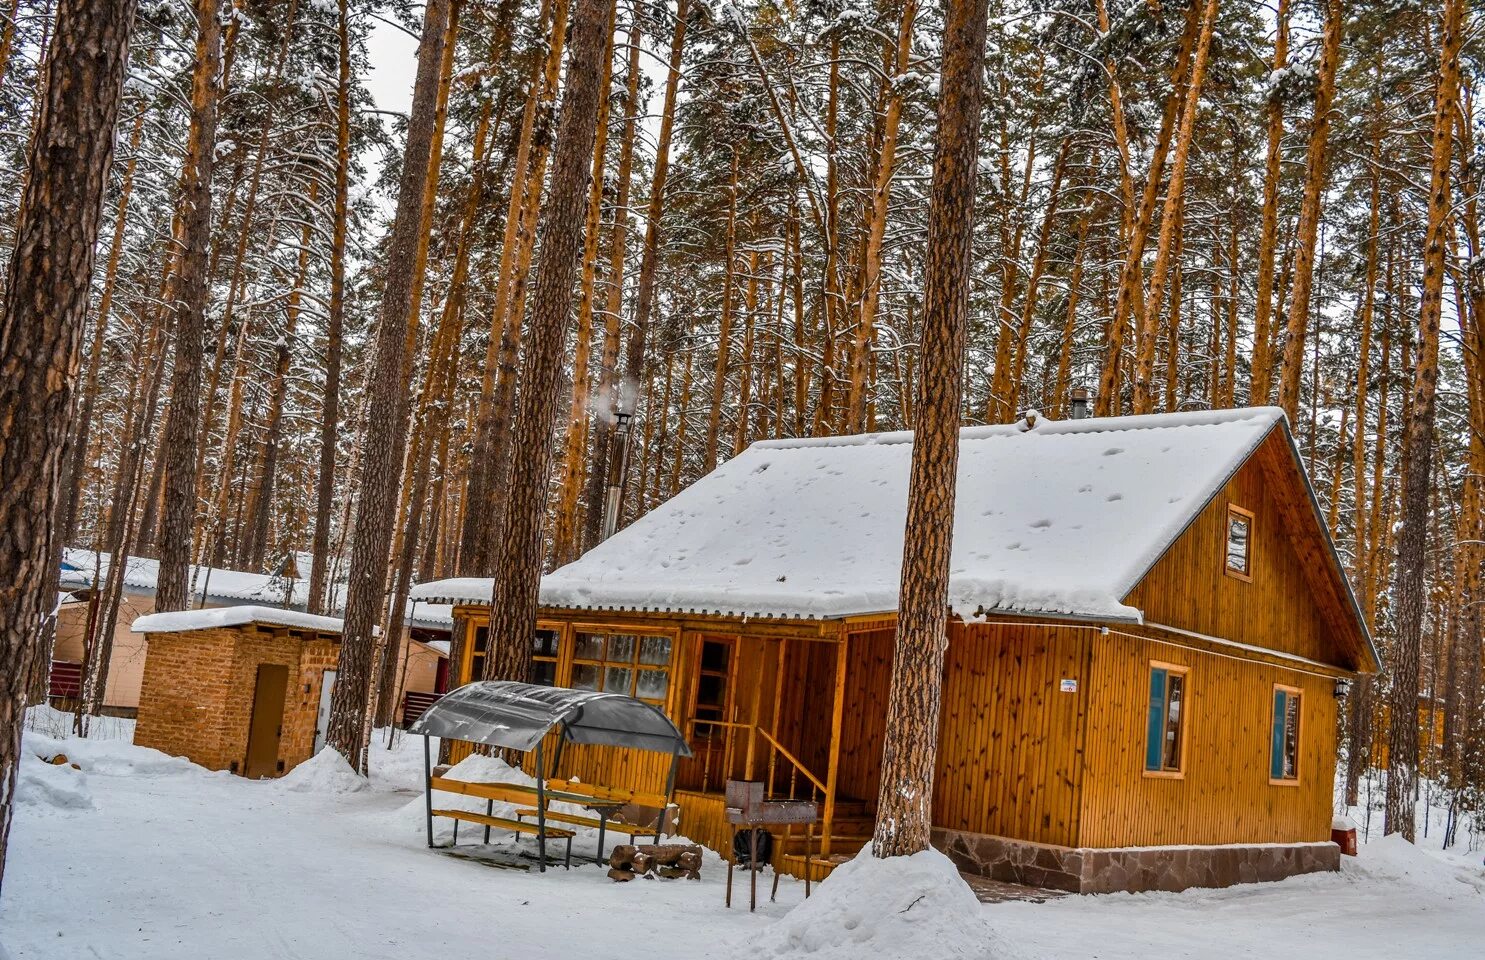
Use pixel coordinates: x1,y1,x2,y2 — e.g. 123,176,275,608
567,622,679,709
457,619,679,714
1142,660,1191,780
1224,503,1255,582
1269,683,1303,786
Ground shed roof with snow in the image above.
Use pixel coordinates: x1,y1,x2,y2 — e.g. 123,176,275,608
131,605,352,637
62,548,455,631
414,408,1370,650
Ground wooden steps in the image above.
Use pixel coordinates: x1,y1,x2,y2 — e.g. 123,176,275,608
778,852,855,882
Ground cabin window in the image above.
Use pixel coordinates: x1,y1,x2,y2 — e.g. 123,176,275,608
468,626,489,683
1144,663,1188,776
1270,685,1302,783
530,629,560,686
1225,504,1254,580
571,631,673,705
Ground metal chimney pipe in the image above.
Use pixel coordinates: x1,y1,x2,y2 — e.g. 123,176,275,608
600,411,634,541
1069,386,1090,420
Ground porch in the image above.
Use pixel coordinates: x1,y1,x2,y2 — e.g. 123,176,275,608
443,608,898,879
664,621,897,879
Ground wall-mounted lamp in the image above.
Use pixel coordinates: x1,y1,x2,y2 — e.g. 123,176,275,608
1334,678,1352,700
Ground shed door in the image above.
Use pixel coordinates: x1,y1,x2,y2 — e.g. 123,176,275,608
314,669,336,754
244,664,289,778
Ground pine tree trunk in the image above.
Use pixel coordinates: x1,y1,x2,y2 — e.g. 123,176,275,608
1385,0,1461,841
845,0,916,434
1248,0,1289,404
1129,0,1216,416
244,180,319,570
872,0,988,859
326,0,452,773
584,0,687,550
0,0,135,893
308,0,354,614
61,93,148,543
486,0,617,683
1275,0,1342,420
155,0,222,612
1094,2,1200,415
458,0,569,576
704,152,740,473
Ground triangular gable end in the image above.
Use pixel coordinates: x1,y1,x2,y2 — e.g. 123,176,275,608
1119,420,1378,674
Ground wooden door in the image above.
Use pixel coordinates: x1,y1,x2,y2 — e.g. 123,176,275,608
244,663,289,778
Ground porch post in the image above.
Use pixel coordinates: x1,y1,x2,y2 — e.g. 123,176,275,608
535,739,547,872
423,734,434,848
822,627,849,856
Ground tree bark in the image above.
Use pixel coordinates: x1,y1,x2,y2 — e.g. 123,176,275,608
844,0,916,434
872,0,988,858
486,0,617,684
326,0,452,773
1248,0,1289,404
308,0,354,615
0,0,135,894
1130,0,1218,415
1385,0,1461,842
1275,0,1343,420
584,0,688,549
155,0,222,612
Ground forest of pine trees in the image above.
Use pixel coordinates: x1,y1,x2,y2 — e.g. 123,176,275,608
0,0,1482,864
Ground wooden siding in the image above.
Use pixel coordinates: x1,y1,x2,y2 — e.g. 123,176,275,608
932,622,1091,847
1124,430,1357,669
1078,625,1338,847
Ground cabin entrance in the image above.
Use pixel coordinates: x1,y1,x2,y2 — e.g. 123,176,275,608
674,628,885,872
244,663,288,778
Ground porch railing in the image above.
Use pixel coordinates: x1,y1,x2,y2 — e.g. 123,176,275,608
685,718,825,805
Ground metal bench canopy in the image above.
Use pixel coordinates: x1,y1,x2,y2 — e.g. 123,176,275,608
410,680,692,756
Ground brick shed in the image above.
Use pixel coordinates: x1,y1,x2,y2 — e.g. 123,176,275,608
131,607,353,778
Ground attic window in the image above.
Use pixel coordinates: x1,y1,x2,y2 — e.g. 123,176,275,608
1225,504,1254,581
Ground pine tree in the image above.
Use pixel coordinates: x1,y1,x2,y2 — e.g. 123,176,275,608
0,0,136,894
872,0,990,858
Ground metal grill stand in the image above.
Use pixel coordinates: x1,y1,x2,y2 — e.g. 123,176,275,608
723,779,820,911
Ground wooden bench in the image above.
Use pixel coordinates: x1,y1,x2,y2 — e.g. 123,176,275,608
427,778,578,869
514,779,676,862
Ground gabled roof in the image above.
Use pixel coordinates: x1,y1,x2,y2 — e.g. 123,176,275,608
416,408,1360,631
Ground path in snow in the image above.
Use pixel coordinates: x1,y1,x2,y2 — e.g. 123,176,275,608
2,727,1482,960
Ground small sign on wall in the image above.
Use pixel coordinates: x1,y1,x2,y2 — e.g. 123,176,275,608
1059,678,1078,694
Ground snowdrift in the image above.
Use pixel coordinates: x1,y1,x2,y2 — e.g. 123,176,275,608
14,751,93,813
25,731,200,779
741,848,1010,960
278,748,368,794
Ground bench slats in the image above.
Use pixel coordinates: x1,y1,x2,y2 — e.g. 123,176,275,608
512,808,662,835
430,809,575,838
545,779,670,809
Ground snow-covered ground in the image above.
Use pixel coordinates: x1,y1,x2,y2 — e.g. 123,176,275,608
3,711,1482,959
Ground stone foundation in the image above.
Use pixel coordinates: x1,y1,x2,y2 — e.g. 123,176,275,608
932,827,1340,894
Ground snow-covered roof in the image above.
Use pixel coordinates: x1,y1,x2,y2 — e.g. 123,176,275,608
131,605,349,636
413,407,1291,623
61,547,455,631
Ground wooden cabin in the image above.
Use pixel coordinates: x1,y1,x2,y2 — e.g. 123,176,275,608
413,407,1378,893
132,606,448,777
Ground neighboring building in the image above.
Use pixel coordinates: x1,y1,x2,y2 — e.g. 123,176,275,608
133,607,348,777
54,548,451,722
413,407,1378,894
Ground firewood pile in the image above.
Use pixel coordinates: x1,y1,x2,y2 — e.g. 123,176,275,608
607,843,703,881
